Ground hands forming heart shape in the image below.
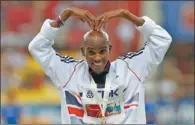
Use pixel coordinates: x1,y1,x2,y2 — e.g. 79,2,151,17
58,7,144,30
60,8,127,31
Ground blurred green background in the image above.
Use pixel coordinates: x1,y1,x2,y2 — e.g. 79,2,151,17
1,1,194,124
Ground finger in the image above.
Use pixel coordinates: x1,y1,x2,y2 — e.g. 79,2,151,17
95,15,104,30
94,20,99,31
91,19,96,30
102,22,107,30
86,15,95,29
96,13,107,28
98,18,107,31
79,18,85,23
97,16,108,31
96,14,104,21
84,11,94,24
85,12,96,29
86,11,95,21
74,15,85,23
84,16,93,29
89,18,96,30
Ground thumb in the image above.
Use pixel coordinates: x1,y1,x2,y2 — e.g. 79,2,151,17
79,17,85,23
102,23,107,30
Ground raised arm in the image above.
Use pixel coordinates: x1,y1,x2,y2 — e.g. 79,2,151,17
28,8,95,89
50,7,95,28
95,9,172,82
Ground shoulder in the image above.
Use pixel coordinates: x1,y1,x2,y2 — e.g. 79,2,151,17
70,60,87,72
55,52,81,64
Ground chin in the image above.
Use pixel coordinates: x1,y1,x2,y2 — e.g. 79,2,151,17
94,71,103,74
93,69,104,74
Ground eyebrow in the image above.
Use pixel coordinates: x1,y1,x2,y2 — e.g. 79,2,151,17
87,46,107,50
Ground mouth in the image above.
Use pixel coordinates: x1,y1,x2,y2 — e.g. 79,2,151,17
92,61,103,67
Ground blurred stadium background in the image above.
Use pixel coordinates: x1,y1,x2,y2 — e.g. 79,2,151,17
1,1,194,124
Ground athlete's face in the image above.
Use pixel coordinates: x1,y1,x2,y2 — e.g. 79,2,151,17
81,31,111,74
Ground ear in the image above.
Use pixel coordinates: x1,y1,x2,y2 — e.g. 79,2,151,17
80,46,85,57
109,44,112,53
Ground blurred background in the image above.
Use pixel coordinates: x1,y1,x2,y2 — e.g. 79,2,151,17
1,1,194,124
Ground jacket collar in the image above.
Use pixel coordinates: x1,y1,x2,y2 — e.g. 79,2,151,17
88,61,110,77
80,61,118,88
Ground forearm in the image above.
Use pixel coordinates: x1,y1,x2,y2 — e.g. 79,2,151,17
122,10,145,26
29,19,59,66
50,9,71,28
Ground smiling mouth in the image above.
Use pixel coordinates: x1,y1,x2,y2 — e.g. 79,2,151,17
93,62,103,67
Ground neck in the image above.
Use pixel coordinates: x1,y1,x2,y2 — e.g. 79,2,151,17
89,61,110,75
89,61,110,88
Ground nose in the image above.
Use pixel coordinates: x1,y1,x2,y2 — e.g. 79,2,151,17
94,54,101,61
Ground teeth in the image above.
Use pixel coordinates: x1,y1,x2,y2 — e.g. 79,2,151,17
94,62,102,66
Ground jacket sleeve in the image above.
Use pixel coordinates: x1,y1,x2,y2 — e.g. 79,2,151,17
28,19,78,89
119,16,172,82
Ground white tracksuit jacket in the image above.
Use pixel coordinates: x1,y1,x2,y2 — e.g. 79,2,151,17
28,16,172,124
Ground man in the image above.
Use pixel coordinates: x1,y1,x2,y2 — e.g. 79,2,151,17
28,7,172,124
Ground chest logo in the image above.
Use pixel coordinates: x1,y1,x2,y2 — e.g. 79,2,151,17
86,90,94,98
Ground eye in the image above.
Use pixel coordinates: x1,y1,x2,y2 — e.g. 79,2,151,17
100,49,107,54
88,51,95,55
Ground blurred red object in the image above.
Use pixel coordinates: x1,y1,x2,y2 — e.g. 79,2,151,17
43,1,59,19
6,6,33,32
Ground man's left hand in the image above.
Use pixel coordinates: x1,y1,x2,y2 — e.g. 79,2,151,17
94,9,145,31
94,9,125,31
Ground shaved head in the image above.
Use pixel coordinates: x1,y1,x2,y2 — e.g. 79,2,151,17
80,30,112,74
82,30,110,46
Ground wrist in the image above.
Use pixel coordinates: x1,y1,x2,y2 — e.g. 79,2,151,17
60,9,71,22
66,8,73,15
122,10,145,26
50,8,72,28
121,9,130,18
50,16,65,28
50,20,59,28
137,18,145,26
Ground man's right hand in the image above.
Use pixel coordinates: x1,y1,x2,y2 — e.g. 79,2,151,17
95,9,145,31
51,7,95,29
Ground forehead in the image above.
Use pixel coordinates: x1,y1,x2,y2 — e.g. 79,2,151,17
85,38,108,50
